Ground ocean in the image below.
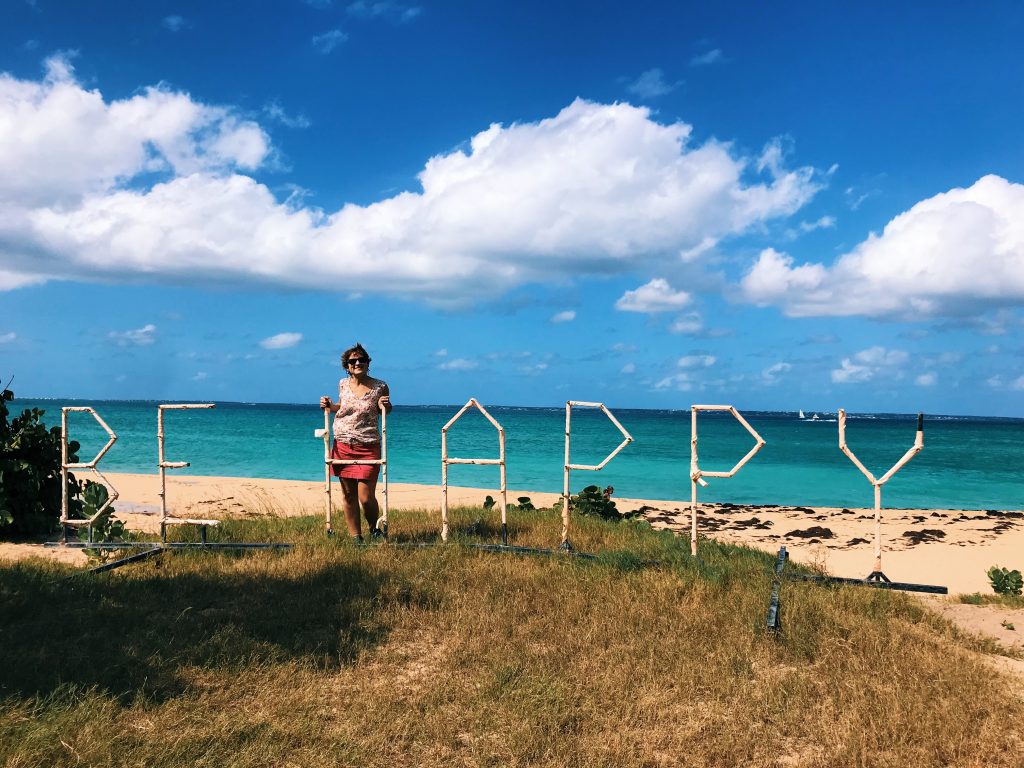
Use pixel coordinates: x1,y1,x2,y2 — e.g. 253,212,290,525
15,399,1024,511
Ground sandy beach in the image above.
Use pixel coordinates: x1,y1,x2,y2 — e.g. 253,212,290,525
2,472,1019,595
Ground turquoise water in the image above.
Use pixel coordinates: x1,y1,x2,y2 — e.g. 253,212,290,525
16,399,1024,510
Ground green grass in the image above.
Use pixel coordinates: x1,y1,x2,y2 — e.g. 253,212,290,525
2,505,1023,767
959,592,1024,609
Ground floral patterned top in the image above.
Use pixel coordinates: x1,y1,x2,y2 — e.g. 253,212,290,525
333,378,389,445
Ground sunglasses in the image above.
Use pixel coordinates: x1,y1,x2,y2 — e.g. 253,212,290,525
345,357,369,366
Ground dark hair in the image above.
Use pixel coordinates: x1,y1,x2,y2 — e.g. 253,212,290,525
341,343,371,366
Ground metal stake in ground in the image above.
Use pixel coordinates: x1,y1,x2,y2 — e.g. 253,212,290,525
440,398,507,544
317,404,388,537
689,405,765,557
562,401,633,551
838,409,923,582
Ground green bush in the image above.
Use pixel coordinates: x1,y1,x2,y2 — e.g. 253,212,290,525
987,566,1023,596
569,485,619,520
0,385,82,536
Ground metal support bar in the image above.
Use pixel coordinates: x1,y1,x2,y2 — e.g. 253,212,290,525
788,572,947,595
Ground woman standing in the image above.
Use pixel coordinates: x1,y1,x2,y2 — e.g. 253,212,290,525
320,343,392,541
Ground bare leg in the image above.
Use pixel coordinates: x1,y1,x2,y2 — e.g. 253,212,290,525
358,477,379,532
339,477,362,538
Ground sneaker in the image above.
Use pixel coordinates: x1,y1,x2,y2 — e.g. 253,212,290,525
369,527,386,542
350,534,365,545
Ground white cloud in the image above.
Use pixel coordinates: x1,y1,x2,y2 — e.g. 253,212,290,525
668,312,703,335
312,29,348,53
915,372,937,387
690,49,723,67
616,279,691,313
192,371,207,381
519,362,549,375
263,101,310,129
347,1,422,23
0,65,818,301
620,362,636,374
434,348,448,357
0,331,15,343
831,346,908,384
626,68,681,99
109,323,156,346
260,332,302,349
654,372,693,391
742,176,1024,318
551,310,576,323
799,215,836,232
762,361,791,384
439,358,478,371
678,354,715,369
1012,376,1024,391
161,15,187,32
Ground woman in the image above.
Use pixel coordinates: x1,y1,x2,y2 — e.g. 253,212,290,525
320,343,392,542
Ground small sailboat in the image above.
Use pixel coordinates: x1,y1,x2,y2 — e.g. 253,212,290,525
810,413,821,421
798,410,805,419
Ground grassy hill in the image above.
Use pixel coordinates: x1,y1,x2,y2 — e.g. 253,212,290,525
1,505,1022,767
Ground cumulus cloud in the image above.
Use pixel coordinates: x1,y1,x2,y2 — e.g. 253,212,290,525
0,331,15,343
654,372,694,391
550,310,576,323
109,323,156,346
915,372,937,387
625,68,681,99
259,332,302,349
762,361,791,384
162,15,188,32
439,358,477,371
668,312,703,335
678,354,715,369
742,176,1024,319
347,1,421,23
0,62,819,302
263,101,310,129
616,279,691,313
690,48,723,67
831,346,908,384
620,362,636,374
312,29,348,53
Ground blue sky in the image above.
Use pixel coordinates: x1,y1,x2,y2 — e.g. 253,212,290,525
2,1,1024,415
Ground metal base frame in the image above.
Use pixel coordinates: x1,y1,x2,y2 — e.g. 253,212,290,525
788,572,948,595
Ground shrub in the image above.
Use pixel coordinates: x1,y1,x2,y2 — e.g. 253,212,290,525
0,385,82,537
482,495,536,512
987,566,1023,596
569,485,619,520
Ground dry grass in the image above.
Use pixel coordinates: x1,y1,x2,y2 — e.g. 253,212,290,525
2,505,1023,767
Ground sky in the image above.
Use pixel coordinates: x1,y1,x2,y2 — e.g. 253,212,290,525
2,1,1024,415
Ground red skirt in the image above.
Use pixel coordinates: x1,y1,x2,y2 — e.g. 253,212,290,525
331,440,381,481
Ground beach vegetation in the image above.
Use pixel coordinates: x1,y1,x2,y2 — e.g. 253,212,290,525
1,504,1023,766
987,565,1024,596
483,494,538,513
0,384,79,537
568,484,620,520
